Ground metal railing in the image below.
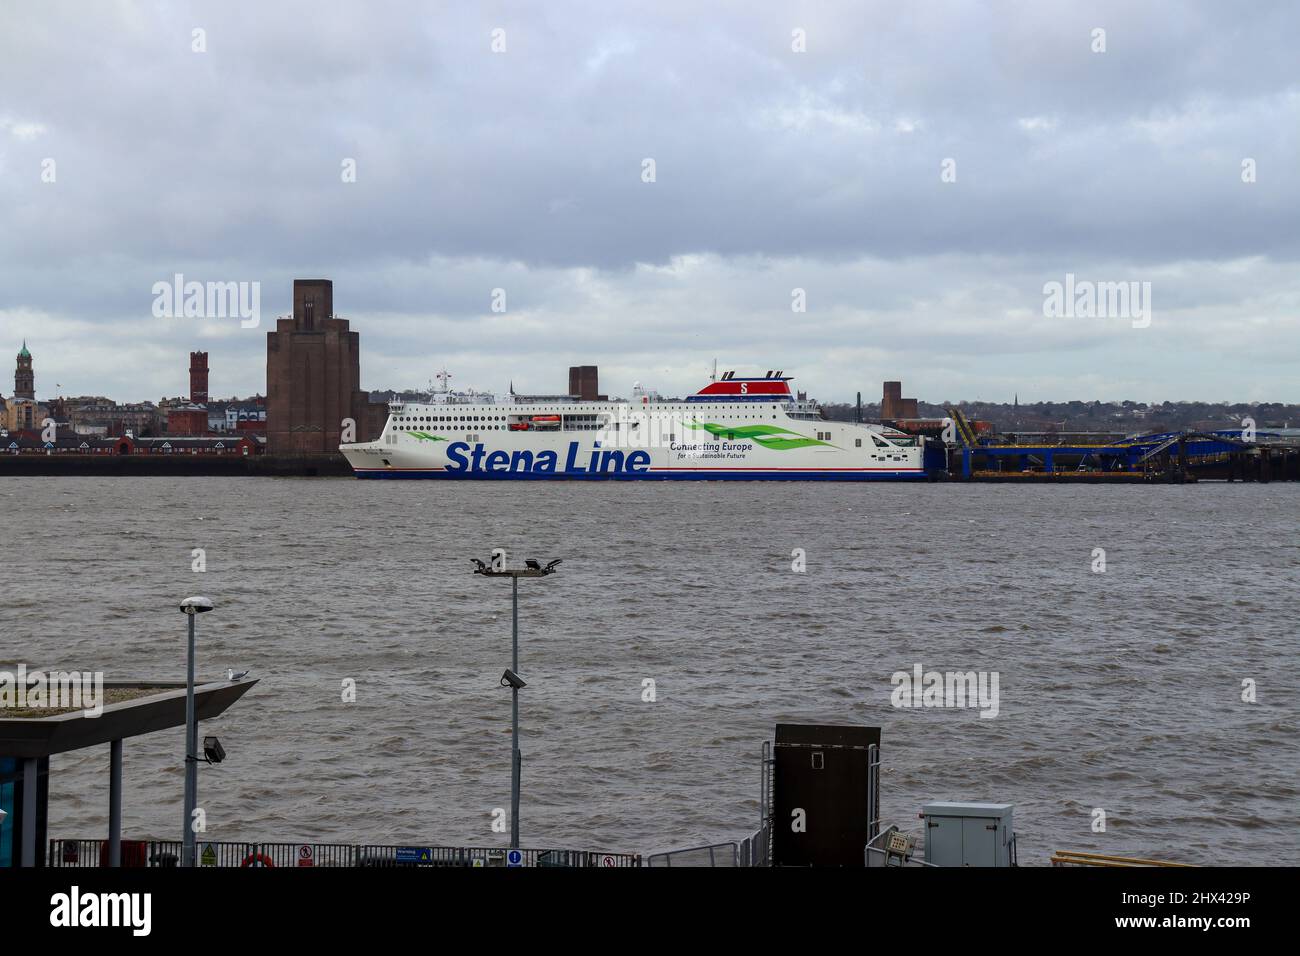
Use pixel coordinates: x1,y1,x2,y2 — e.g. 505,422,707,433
646,821,772,868
50,838,640,868
760,739,773,863
356,845,640,868
867,743,880,844
645,843,739,867
864,826,937,867
740,824,770,867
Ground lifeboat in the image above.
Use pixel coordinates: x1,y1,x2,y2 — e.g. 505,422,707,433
530,415,561,423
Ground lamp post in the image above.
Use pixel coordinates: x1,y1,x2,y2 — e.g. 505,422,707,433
178,596,213,867
472,557,560,850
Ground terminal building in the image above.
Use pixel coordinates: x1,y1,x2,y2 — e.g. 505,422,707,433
0,677,256,867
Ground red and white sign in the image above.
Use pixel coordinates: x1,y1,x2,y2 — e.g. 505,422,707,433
297,844,314,868
601,855,616,867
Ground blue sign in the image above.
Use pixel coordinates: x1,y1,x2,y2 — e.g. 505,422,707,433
506,849,523,868
396,846,433,864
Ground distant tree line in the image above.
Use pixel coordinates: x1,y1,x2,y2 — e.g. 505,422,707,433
821,398,1300,434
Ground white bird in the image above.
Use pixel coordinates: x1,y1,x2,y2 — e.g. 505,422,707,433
226,669,250,680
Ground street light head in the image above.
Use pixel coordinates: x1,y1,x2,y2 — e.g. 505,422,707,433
179,596,214,615
203,736,226,764
543,559,562,574
501,669,527,690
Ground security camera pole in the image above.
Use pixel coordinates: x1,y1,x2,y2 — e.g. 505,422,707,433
471,556,561,850
178,596,214,867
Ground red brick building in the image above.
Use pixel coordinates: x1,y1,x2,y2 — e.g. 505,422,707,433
266,279,385,455
167,406,209,435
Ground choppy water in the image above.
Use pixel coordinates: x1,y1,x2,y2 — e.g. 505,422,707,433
3,477,1297,865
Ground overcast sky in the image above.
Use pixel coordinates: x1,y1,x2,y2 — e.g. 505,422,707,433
1,1,1297,404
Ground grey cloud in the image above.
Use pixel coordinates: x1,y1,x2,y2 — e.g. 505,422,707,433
0,0,1296,402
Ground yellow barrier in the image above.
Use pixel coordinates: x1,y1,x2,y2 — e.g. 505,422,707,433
1051,850,1193,868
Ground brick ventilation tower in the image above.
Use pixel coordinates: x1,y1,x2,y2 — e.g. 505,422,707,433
881,381,917,420
568,365,600,401
189,351,209,403
266,279,380,455
14,340,34,399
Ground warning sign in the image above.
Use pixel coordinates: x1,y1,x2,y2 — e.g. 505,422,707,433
601,855,616,867
395,846,433,865
200,843,217,867
297,844,314,868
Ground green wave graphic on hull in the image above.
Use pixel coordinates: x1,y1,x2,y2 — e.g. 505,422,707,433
683,420,836,450
410,432,448,442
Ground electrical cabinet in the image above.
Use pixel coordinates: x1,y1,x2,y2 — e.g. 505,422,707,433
921,802,1015,867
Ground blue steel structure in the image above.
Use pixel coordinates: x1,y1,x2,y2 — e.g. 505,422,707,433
944,408,1276,479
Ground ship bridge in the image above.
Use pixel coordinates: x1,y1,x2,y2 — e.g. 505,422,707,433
687,371,793,403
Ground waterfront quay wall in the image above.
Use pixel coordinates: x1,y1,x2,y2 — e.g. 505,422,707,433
0,453,352,477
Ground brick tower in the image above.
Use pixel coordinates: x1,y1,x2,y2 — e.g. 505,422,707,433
568,365,600,401
266,279,378,455
189,351,209,403
881,381,917,420
14,341,34,400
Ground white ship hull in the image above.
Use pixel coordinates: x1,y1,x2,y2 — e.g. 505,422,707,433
341,390,928,481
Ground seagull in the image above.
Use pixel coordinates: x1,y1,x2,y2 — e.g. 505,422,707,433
524,559,542,571
226,669,250,680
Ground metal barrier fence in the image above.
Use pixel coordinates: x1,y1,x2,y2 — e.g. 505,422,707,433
260,842,358,867
645,826,772,867
645,842,739,867
740,824,769,867
51,838,256,868
356,845,639,867
50,838,640,868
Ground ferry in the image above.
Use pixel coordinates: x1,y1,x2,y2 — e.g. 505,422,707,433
340,370,930,480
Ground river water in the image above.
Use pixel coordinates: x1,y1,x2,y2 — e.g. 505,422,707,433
3,477,1297,864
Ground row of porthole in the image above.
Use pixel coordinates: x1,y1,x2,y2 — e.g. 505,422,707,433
392,424,608,432
394,424,504,431
399,407,780,419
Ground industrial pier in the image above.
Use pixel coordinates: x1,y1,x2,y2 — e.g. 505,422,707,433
934,408,1300,483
